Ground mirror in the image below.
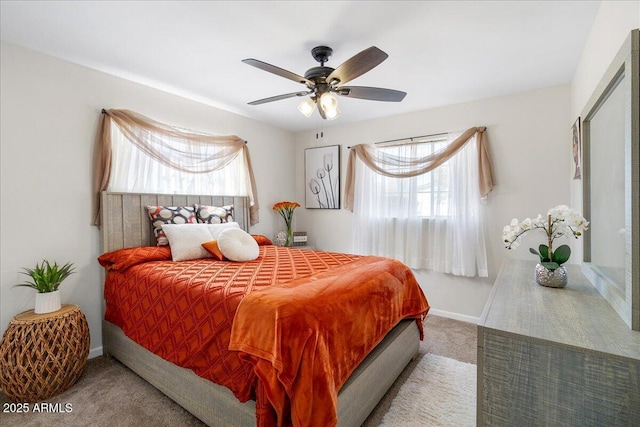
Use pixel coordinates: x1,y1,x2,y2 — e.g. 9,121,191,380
581,29,639,330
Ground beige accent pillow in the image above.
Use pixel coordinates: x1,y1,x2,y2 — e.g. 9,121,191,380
217,228,259,262
207,222,240,240
162,224,213,261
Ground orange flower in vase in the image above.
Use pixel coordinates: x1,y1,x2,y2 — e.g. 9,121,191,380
273,201,300,246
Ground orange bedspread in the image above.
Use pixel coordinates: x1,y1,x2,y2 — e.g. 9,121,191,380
99,245,429,427
100,245,361,402
229,256,429,427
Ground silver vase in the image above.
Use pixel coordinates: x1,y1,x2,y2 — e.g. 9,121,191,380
534,263,568,288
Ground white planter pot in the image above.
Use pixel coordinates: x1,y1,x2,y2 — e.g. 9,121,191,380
35,290,61,314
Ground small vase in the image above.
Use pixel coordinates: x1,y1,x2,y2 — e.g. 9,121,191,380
285,226,294,247
35,290,62,314
534,264,568,288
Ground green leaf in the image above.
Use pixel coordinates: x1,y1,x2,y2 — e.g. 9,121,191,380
538,244,550,261
15,283,40,291
541,261,560,270
15,260,75,293
552,245,571,265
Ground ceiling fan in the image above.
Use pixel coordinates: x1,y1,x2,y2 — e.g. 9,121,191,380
242,46,406,120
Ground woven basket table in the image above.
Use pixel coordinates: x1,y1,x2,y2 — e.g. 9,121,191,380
0,304,90,402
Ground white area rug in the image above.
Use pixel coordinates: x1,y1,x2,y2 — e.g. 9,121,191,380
380,353,476,427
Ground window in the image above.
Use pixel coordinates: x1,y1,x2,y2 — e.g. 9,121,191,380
109,123,247,196
93,109,258,226
352,131,488,277
375,137,451,218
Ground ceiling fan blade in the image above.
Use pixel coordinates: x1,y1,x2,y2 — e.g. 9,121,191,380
248,91,312,105
335,86,406,102
242,59,314,87
326,47,388,86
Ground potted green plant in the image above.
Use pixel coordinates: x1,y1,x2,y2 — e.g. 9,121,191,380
16,260,75,314
503,205,589,288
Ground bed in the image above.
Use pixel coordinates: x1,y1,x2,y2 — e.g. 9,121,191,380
99,191,429,427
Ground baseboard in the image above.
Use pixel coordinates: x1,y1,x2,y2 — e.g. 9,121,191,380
89,346,103,359
428,309,479,324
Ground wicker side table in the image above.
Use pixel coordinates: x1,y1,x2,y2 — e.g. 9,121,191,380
0,304,90,402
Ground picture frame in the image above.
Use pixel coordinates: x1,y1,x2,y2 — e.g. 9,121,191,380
572,117,582,180
305,145,340,209
293,231,308,246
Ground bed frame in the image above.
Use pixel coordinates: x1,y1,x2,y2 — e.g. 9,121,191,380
100,191,420,427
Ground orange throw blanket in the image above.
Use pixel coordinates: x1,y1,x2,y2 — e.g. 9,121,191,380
229,256,430,427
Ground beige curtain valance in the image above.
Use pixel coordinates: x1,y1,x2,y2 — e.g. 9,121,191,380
344,127,494,211
92,109,259,226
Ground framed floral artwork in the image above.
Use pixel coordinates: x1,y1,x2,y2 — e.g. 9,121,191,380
305,145,340,209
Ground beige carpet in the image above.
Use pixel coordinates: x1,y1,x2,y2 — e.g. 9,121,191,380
0,315,477,426
362,315,477,426
379,353,476,427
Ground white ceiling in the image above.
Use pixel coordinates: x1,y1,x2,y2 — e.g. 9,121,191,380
0,1,601,132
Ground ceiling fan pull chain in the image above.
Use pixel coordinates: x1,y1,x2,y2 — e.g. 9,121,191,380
315,114,321,140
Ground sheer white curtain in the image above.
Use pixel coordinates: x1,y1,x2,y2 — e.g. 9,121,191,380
93,109,260,226
109,123,247,196
353,132,488,277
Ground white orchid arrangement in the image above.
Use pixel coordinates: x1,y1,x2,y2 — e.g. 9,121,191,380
503,205,589,271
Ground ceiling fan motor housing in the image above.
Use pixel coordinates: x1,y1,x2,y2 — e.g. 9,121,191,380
305,46,337,85
304,66,335,82
311,46,333,65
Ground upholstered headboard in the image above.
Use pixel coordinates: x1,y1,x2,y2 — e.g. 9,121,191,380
100,191,251,253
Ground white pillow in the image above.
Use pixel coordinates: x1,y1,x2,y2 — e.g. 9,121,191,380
207,222,240,240
162,224,213,261
217,227,259,262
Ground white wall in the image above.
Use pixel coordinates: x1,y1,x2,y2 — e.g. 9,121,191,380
294,85,571,321
569,2,640,251
571,1,640,119
0,42,296,357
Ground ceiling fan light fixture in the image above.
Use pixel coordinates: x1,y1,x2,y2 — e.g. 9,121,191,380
319,92,340,119
324,105,341,120
298,97,316,118
320,92,339,111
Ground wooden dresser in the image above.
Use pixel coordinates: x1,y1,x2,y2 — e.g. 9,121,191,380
477,260,640,426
